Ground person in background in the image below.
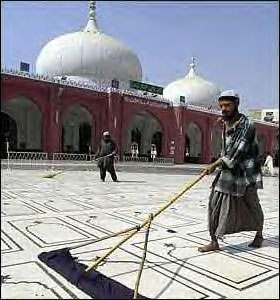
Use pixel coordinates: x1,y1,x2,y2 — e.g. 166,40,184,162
185,146,189,159
131,142,139,159
95,131,118,182
150,144,157,162
263,152,274,176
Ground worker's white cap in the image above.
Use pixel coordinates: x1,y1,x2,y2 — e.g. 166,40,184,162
103,131,110,136
218,89,239,102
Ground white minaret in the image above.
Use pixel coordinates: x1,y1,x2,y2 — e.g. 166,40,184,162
84,1,99,33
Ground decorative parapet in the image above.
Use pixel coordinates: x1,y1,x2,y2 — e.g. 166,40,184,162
184,103,221,115
1,66,171,104
1,67,109,93
1,67,279,128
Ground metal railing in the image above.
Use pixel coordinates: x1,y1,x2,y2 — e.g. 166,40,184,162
154,157,174,164
123,156,149,162
52,153,88,161
8,151,48,160
2,151,49,170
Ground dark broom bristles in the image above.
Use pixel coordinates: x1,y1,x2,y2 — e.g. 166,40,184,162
38,248,150,299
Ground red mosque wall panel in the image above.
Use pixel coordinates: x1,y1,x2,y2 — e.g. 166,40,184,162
255,123,279,154
1,74,278,163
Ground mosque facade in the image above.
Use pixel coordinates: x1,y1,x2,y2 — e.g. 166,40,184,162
1,1,279,164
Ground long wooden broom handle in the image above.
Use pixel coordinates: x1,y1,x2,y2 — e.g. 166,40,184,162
69,225,139,251
85,169,207,272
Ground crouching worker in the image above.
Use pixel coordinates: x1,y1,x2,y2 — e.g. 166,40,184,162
95,131,118,182
198,90,264,253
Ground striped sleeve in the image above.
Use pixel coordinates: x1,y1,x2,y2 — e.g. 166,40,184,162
221,122,255,169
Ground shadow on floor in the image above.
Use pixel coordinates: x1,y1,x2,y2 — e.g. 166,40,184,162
116,180,147,183
221,235,279,254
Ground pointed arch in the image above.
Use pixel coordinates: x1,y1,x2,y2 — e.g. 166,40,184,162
123,110,164,157
1,96,42,151
185,121,202,162
61,105,94,153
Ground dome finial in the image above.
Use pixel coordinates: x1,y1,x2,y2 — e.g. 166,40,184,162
89,1,96,20
190,56,196,70
187,56,196,78
84,1,99,33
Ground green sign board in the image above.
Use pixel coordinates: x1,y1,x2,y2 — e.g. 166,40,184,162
129,80,163,95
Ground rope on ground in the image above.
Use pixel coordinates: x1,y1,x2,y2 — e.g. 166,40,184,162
85,169,207,272
133,213,153,299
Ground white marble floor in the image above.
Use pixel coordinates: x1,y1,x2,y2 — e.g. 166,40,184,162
1,169,279,299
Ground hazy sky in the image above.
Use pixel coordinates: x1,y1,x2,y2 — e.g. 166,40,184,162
1,1,279,110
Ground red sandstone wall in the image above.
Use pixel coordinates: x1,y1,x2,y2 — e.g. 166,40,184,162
1,74,278,164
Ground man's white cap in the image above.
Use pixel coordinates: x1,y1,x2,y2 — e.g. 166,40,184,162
218,89,239,101
103,131,110,136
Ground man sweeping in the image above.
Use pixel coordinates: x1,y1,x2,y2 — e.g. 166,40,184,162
95,131,118,182
198,90,264,252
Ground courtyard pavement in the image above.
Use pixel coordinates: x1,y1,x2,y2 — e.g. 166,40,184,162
1,165,279,299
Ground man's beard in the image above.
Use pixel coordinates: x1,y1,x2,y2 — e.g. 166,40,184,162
222,106,238,121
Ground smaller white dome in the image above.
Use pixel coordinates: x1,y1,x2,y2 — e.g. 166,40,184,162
163,58,221,107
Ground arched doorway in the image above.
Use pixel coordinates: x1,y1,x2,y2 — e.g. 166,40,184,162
185,122,202,163
124,111,163,157
62,105,93,153
1,112,18,158
1,97,42,151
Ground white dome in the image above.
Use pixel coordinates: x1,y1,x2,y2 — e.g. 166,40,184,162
163,58,221,107
36,2,142,89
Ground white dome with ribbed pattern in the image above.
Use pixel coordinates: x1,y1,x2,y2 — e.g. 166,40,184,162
36,1,142,89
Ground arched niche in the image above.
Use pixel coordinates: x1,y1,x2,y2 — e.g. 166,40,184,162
1,96,42,151
185,122,202,162
61,105,93,153
124,111,163,156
